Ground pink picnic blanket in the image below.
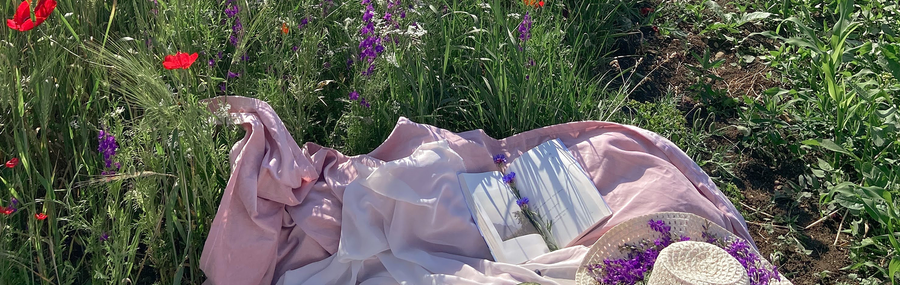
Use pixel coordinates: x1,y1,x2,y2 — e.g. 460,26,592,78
198,96,753,285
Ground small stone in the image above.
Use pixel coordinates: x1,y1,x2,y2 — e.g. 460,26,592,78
715,51,725,60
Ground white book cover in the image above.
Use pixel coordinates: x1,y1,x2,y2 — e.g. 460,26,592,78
457,139,613,264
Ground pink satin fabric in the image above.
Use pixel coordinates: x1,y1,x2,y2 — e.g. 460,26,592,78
198,96,752,285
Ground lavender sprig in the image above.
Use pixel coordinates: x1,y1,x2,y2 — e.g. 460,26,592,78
494,153,558,251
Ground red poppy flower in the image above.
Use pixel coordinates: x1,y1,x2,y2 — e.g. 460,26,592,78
35,212,48,220
281,22,289,34
538,1,544,7
162,52,199,70
5,158,19,168
0,206,10,215
652,26,660,33
640,7,654,16
6,0,57,32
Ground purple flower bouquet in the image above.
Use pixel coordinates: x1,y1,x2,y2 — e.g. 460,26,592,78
576,212,790,285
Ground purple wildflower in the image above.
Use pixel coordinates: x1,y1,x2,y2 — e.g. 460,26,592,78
227,71,240,78
232,18,243,33
100,232,109,242
502,172,516,183
217,51,224,59
400,11,406,18
361,22,375,35
323,62,331,69
346,57,354,69
229,34,239,46
300,17,309,29
208,59,215,67
363,5,375,22
516,197,529,207
224,5,239,18
362,63,376,76
10,198,17,206
383,12,392,22
241,53,249,61
349,91,360,100
493,154,507,164
680,236,692,241
359,97,370,108
292,45,299,51
219,82,227,92
517,12,533,43
98,128,119,171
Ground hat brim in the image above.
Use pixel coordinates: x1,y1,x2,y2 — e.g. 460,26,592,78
575,212,792,285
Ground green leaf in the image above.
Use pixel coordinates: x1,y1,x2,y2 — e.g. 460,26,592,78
819,139,860,160
801,139,820,146
881,44,900,83
818,158,833,171
889,257,899,285
739,12,772,25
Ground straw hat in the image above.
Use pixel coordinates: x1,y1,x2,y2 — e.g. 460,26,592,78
575,212,793,285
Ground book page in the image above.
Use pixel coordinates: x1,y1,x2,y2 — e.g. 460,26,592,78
507,139,613,247
458,172,549,264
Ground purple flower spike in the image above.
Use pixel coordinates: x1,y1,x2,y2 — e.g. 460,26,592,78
517,12,533,43
359,97,370,108
363,5,375,22
227,71,240,78
10,198,17,206
98,128,119,172
349,91,360,100
224,5,239,18
232,18,243,33
100,232,109,242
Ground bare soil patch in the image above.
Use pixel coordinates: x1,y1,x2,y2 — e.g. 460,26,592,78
616,28,855,284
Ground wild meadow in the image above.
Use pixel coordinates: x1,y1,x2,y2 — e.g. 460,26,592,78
0,0,896,284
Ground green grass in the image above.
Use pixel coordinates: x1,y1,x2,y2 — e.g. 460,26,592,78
1,0,897,283
0,0,631,283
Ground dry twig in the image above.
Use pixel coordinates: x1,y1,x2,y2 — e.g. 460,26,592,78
805,209,840,230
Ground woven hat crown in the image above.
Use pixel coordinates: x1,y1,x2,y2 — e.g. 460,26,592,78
646,240,749,285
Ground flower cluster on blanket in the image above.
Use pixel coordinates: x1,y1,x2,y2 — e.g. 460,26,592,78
583,219,782,285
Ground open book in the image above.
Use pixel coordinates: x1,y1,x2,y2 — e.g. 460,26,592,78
457,139,613,264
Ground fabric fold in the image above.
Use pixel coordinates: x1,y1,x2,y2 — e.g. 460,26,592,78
198,96,756,285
